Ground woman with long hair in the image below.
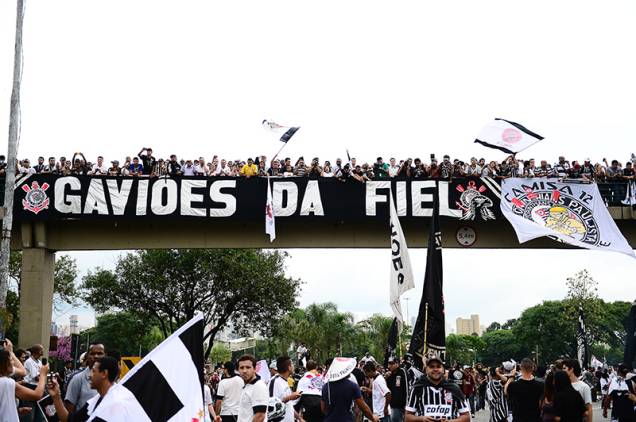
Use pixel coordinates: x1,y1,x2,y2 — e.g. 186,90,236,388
553,371,586,422
0,339,48,422
541,371,556,422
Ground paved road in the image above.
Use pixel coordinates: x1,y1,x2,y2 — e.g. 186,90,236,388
474,401,606,422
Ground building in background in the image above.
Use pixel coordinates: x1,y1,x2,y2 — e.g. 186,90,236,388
70,315,79,335
456,314,482,335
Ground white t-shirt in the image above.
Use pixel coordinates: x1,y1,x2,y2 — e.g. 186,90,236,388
91,163,108,175
0,377,19,422
607,377,629,395
270,375,295,422
182,165,195,176
24,357,41,384
371,374,390,416
217,375,244,416
204,384,213,422
194,164,208,176
238,377,268,422
572,380,592,404
215,165,231,176
18,166,36,175
388,165,400,177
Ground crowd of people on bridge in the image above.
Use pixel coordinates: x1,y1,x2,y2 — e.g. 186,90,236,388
2,149,636,183
3,334,635,422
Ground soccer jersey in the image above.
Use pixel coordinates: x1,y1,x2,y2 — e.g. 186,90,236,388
406,382,470,419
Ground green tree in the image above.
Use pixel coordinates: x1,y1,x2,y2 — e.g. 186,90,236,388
445,334,484,365
480,329,530,366
81,249,301,358
81,311,163,356
210,343,232,364
513,300,576,364
355,314,395,360
2,252,79,339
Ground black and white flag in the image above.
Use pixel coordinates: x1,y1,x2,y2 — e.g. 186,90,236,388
577,306,589,369
88,314,204,421
625,299,636,367
262,119,301,143
383,317,400,368
389,191,415,327
475,118,544,154
408,183,445,369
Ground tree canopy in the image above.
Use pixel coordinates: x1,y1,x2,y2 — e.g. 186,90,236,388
81,249,301,357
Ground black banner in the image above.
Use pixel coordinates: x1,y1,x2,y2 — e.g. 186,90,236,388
13,174,502,222
409,185,446,369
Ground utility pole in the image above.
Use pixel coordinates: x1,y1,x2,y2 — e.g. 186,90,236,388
0,0,26,339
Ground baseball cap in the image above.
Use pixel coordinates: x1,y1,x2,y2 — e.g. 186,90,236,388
425,356,444,366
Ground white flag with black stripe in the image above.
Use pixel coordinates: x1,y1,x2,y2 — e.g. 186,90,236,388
262,119,301,143
389,191,415,327
475,118,544,154
88,314,205,421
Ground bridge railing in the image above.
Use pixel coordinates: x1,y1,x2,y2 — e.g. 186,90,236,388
0,176,631,207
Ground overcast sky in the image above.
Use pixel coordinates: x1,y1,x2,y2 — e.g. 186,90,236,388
1,1,635,330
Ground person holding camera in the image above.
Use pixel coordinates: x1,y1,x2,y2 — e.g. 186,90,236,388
48,356,119,422
1,339,49,422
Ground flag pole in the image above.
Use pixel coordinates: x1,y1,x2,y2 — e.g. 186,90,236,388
0,0,26,339
423,302,429,356
271,142,288,163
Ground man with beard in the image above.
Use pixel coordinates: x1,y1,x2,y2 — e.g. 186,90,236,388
405,356,470,422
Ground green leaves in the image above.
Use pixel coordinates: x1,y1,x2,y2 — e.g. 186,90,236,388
80,249,302,358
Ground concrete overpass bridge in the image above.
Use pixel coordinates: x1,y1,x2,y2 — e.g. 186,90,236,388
4,174,636,350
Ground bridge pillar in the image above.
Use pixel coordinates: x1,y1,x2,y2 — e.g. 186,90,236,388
18,248,55,353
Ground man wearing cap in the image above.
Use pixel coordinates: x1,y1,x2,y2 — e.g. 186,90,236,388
385,357,409,422
405,356,470,422
321,358,379,422
108,160,121,176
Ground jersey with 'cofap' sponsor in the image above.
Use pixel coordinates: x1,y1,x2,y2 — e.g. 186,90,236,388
406,384,470,420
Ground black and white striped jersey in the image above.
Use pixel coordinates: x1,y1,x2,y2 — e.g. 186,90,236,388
486,380,509,422
406,384,470,419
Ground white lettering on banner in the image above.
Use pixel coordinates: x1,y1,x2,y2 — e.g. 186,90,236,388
83,178,109,215
136,180,149,216
300,180,325,216
423,404,453,419
209,180,236,217
411,181,435,216
105,179,132,215
366,181,391,216
273,182,298,216
150,179,177,215
438,181,462,218
180,179,206,217
55,176,82,214
396,181,407,216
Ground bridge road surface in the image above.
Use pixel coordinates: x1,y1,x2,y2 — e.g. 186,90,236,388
473,401,606,422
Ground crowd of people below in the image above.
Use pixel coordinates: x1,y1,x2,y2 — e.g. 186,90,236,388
2,336,636,422
3,149,636,183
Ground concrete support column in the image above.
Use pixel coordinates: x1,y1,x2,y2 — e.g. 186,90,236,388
18,248,55,353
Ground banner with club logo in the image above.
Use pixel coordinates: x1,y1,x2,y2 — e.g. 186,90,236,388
501,179,635,257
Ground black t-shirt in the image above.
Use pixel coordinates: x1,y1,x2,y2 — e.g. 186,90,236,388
553,390,586,422
386,368,408,408
140,155,157,175
507,378,544,422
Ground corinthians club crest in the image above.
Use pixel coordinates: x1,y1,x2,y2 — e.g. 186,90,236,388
508,183,606,247
455,181,495,221
22,181,50,215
